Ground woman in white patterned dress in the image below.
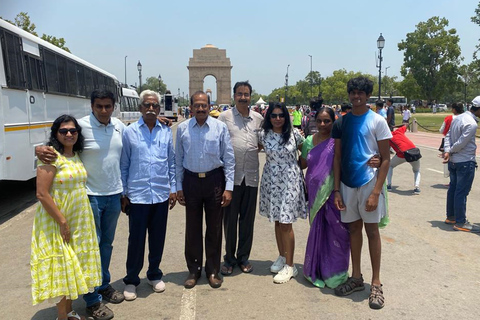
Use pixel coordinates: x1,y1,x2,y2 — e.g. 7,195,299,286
258,103,307,284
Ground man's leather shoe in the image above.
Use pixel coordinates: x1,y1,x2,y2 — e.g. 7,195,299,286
208,274,223,288
184,273,199,289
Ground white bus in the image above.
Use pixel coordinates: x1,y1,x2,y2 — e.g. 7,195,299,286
161,93,178,121
367,96,407,108
0,18,121,181
119,87,140,124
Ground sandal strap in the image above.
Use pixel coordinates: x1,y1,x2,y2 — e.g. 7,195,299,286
66,310,82,320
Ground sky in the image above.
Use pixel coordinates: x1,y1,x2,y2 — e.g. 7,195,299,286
1,0,479,101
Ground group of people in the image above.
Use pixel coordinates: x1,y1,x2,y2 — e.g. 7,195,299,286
35,76,441,320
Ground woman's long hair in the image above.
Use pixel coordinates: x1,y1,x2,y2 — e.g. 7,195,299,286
48,114,84,154
262,103,292,145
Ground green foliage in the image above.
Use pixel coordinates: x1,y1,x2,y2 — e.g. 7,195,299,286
471,2,480,60
139,76,167,94
398,16,462,102
2,12,71,53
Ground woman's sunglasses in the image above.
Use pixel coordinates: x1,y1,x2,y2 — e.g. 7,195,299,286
58,128,78,135
270,113,285,119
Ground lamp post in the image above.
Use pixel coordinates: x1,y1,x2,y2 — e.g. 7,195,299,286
137,61,142,92
376,33,385,100
124,55,127,86
158,74,162,93
285,64,290,105
385,66,390,96
308,55,313,99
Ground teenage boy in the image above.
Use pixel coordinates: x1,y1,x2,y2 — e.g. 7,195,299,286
332,77,392,310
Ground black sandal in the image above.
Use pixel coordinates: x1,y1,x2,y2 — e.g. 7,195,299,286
334,275,365,296
220,263,234,275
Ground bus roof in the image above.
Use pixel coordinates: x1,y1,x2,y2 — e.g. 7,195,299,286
122,87,139,98
0,18,118,80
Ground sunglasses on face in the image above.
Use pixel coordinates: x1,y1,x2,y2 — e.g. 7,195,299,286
315,119,332,124
270,113,285,119
142,102,161,109
58,128,78,135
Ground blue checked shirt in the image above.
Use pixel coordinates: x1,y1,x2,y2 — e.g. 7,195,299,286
175,116,235,191
121,117,176,204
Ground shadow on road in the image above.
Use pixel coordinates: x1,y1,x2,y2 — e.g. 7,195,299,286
431,183,449,189
0,179,37,224
428,220,455,232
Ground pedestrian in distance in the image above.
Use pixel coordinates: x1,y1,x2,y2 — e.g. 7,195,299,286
258,102,307,284
386,124,421,194
120,90,177,301
443,100,480,232
292,104,303,129
31,115,102,320
386,98,395,131
218,81,263,276
332,77,392,309
176,91,235,289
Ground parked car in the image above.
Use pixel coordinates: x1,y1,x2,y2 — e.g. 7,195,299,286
437,104,448,112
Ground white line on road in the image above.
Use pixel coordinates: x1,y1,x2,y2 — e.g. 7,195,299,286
179,288,196,320
427,168,444,174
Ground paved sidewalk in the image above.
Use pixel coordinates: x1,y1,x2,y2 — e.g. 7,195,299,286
407,130,480,156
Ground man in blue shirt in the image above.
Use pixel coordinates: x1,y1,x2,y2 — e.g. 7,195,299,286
176,91,235,289
120,90,177,300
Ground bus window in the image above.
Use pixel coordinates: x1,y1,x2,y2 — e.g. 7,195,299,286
2,31,25,89
56,55,67,93
165,95,173,111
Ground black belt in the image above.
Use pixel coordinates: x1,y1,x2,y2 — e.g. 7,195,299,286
184,167,223,178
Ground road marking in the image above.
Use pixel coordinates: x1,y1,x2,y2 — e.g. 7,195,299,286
179,288,196,320
427,168,443,174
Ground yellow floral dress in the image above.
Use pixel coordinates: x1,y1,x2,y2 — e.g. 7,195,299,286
30,152,101,305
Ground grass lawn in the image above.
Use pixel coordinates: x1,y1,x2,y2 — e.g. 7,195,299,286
396,112,480,136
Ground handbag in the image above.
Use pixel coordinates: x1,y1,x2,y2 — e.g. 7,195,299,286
293,132,308,201
403,148,422,162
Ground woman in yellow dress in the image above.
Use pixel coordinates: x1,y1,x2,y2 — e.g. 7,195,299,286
31,115,101,320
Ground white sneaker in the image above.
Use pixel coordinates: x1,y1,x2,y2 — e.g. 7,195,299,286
123,284,137,301
273,264,298,284
148,279,166,293
270,256,286,273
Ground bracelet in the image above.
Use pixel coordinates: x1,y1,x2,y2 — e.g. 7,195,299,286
333,190,340,193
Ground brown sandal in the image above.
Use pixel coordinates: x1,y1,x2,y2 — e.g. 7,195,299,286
334,275,365,296
369,284,385,309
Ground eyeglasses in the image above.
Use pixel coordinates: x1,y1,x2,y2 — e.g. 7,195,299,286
58,128,78,135
142,102,161,109
315,119,332,124
235,93,251,98
270,113,285,119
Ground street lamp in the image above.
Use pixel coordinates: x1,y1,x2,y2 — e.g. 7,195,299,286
124,55,127,86
158,74,162,93
385,66,390,96
137,60,142,92
308,55,313,99
285,64,290,105
376,33,385,100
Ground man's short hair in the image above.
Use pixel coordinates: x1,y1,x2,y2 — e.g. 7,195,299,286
347,77,374,95
139,90,161,105
309,96,324,112
341,102,352,112
387,98,394,104
376,99,384,108
190,91,210,105
451,102,464,114
91,89,115,105
233,81,252,95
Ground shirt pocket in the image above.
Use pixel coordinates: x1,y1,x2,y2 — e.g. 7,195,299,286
156,141,169,161
205,140,220,156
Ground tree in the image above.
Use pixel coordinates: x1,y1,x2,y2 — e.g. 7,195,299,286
471,2,480,60
139,76,167,94
1,12,71,53
319,69,376,104
398,16,462,102
396,72,423,101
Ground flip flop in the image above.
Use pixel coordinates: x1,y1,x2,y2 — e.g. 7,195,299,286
240,261,253,273
220,263,233,275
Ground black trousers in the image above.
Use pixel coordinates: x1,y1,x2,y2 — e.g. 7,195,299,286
123,201,169,286
223,179,258,266
183,169,225,276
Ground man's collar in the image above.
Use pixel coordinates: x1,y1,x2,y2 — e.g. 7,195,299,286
138,116,161,127
190,116,211,128
233,106,251,119
467,110,479,122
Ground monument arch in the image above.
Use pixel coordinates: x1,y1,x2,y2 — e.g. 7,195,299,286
188,44,232,105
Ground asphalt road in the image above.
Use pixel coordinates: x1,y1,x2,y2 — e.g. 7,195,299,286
1,122,479,320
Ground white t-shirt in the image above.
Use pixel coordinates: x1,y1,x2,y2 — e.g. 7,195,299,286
402,110,411,121
78,113,125,196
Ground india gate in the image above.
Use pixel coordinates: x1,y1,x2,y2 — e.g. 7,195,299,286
188,44,232,105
